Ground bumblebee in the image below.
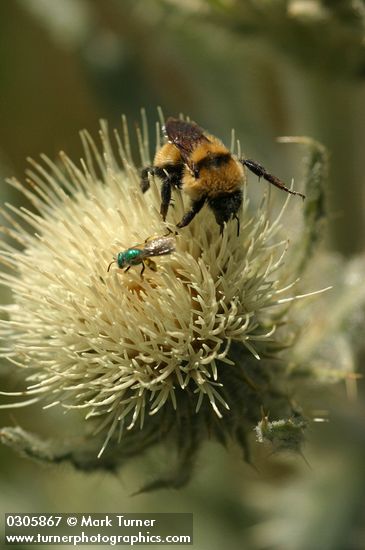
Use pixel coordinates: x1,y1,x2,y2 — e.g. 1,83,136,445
107,234,175,277
141,118,305,235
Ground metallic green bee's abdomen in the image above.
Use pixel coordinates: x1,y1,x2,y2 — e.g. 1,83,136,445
117,249,142,268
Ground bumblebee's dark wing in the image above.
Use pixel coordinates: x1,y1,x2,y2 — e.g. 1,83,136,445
143,236,176,257
164,118,209,166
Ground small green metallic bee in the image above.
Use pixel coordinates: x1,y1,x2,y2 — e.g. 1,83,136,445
107,234,176,277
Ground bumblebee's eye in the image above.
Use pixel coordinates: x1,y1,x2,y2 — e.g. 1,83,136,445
193,168,200,179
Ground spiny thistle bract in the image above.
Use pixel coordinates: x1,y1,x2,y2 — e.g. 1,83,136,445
0,112,328,490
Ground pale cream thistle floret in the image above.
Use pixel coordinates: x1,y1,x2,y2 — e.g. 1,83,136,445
0,115,305,455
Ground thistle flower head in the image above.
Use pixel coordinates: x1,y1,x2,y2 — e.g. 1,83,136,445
0,113,329,487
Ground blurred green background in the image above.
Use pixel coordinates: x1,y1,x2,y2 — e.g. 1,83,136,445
0,1,365,549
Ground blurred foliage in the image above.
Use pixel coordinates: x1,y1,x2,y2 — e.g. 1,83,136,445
0,1,365,549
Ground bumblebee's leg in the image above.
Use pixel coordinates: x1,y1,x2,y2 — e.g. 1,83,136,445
140,261,146,278
124,266,131,273
160,180,172,221
141,167,154,193
242,159,305,199
176,196,206,229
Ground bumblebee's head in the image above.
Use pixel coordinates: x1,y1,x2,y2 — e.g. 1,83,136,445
208,190,242,236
